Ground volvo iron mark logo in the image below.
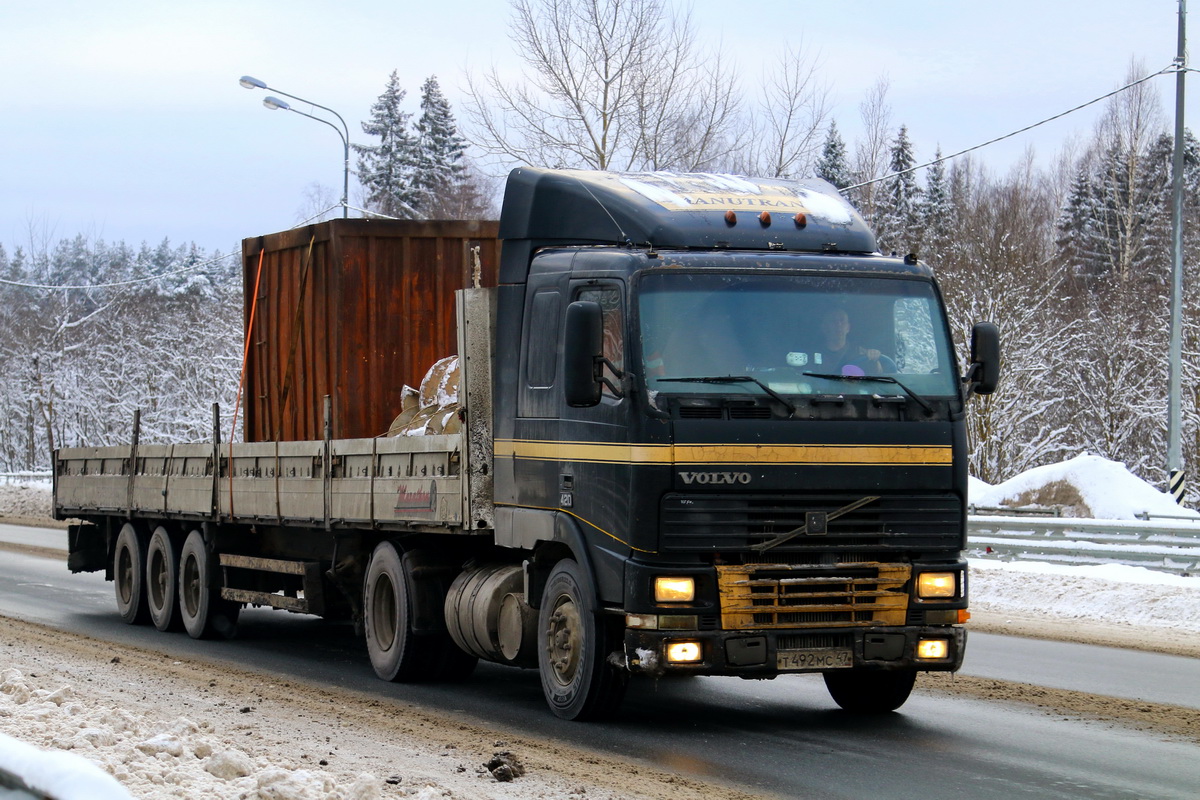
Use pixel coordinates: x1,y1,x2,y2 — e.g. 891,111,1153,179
678,471,752,485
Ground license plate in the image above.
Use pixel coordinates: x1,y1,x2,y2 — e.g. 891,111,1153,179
776,648,853,671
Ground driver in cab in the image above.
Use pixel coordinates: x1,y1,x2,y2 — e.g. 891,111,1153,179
818,307,883,374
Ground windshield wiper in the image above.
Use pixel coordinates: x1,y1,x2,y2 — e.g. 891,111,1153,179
802,372,933,414
658,376,796,417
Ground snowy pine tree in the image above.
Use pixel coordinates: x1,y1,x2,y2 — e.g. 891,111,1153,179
814,121,851,190
1135,132,1177,283
919,148,952,257
413,75,469,219
876,125,922,254
354,71,420,219
1055,164,1106,281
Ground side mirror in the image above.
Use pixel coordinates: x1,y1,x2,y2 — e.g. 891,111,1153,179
968,321,1001,396
563,300,603,407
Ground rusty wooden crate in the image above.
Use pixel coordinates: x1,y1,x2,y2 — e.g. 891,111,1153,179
240,218,500,442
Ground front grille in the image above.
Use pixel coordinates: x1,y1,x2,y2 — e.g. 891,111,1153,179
777,633,853,650
662,493,961,554
717,562,909,630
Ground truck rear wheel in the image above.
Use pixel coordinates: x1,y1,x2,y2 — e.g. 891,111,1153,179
537,559,628,721
114,523,150,625
823,668,917,713
178,530,239,640
146,526,183,632
363,542,476,682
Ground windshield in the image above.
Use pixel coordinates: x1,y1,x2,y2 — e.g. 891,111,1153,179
638,272,960,399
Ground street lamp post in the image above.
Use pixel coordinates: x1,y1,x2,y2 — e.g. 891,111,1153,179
239,75,351,219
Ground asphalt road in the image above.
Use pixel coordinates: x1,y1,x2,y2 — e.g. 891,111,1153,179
2,525,1199,799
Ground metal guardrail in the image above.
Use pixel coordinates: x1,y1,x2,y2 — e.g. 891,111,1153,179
968,514,1200,576
968,504,1063,517
0,472,52,484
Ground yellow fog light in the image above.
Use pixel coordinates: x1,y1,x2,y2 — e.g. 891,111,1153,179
654,576,695,603
665,641,703,663
917,638,949,660
917,572,957,599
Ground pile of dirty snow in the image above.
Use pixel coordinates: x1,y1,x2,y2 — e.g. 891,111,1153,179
969,454,1196,520
0,667,381,800
0,479,52,520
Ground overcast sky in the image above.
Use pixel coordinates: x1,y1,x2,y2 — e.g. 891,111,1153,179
1,1,1189,255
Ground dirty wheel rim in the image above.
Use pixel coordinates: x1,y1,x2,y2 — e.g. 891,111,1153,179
371,573,398,653
117,545,134,605
182,554,201,618
149,549,167,610
546,596,583,687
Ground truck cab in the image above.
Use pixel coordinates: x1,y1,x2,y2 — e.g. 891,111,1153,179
490,168,998,718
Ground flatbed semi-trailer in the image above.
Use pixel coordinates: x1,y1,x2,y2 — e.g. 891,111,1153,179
56,168,1000,719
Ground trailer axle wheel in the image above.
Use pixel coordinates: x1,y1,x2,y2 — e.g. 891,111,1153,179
146,526,183,632
114,523,150,625
178,530,239,640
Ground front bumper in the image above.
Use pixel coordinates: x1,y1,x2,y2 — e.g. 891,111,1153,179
624,625,966,677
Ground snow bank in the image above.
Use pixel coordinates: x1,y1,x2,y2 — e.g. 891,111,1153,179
0,667,381,800
0,730,132,800
971,453,1195,520
970,559,1200,634
0,479,52,519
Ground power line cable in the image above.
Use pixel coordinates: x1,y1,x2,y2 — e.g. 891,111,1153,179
842,63,1179,192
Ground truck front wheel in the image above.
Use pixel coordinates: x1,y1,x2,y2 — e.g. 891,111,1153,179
113,523,150,625
178,530,239,640
537,559,628,721
823,668,917,713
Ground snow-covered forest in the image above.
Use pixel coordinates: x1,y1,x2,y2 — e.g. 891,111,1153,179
2,0,1199,506
0,238,243,472
861,71,1200,498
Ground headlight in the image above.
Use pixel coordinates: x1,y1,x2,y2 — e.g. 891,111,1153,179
917,571,958,599
654,576,695,603
917,638,949,660
665,641,703,663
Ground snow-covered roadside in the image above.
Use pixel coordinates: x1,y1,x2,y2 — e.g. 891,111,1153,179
3,454,1199,799
968,559,1200,658
0,479,53,522
0,617,750,800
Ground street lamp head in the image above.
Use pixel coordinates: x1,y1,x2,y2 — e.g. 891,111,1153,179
239,75,267,90
262,96,291,111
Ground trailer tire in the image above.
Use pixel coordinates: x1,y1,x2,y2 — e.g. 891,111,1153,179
113,523,150,625
363,542,474,682
537,559,628,721
178,530,239,640
823,668,917,713
146,526,183,632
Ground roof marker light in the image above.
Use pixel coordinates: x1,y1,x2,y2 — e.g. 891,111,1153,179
759,211,771,226
794,212,808,228
724,210,737,226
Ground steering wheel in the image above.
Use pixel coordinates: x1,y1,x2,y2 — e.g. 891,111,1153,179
846,353,897,374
